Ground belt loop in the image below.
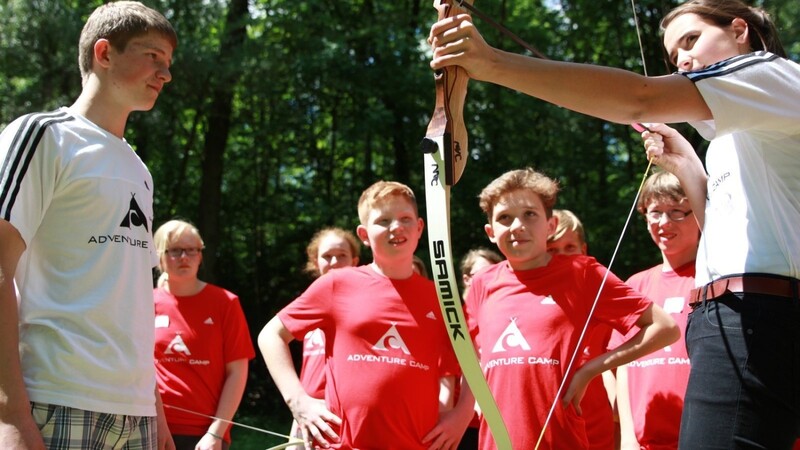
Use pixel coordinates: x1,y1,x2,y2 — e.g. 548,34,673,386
701,282,709,309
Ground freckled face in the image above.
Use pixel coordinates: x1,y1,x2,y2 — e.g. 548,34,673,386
357,195,424,264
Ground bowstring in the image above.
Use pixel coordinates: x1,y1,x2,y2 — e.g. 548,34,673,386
533,0,654,447
532,161,652,449
455,0,548,59
163,404,303,444
630,0,649,77
167,4,655,450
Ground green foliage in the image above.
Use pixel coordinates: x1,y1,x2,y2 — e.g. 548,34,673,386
2,0,798,434
0,0,84,125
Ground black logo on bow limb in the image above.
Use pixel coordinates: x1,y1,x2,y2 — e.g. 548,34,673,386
120,193,149,232
453,141,463,162
432,239,466,341
430,162,441,187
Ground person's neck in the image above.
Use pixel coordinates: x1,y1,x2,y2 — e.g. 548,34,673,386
370,260,414,280
70,80,130,139
508,252,552,272
662,249,697,272
164,277,206,297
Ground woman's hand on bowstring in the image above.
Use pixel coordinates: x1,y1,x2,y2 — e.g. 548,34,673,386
640,123,703,178
640,122,708,227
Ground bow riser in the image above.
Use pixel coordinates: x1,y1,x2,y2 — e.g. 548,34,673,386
421,0,472,186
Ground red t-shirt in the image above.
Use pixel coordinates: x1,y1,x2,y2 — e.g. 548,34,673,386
279,265,459,449
466,256,651,450
581,325,615,450
154,284,255,441
299,328,327,399
611,262,694,448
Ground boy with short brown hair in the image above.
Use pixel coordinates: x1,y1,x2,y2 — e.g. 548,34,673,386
0,2,177,448
259,181,462,449
461,168,679,449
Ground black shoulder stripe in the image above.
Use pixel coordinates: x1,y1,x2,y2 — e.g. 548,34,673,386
683,51,780,82
1,110,74,221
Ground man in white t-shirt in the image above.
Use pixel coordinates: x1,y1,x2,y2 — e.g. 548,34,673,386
0,2,177,449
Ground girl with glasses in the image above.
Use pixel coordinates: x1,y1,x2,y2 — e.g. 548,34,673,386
153,219,255,450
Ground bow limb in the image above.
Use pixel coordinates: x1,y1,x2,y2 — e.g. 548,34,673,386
163,404,303,450
264,438,306,450
422,158,512,450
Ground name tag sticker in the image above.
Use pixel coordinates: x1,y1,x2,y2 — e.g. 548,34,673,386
155,315,170,328
663,297,685,314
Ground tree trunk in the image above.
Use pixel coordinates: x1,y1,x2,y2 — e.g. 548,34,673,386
197,0,248,282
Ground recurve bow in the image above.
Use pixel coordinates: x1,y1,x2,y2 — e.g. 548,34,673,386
422,1,511,448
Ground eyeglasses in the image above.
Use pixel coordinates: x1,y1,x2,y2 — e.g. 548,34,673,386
165,248,203,258
646,209,693,223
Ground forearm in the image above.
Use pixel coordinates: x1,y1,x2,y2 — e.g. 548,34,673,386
439,375,456,411
453,376,477,423
481,50,710,124
259,318,342,445
208,359,249,436
257,317,306,406
154,388,175,450
0,222,29,419
675,165,708,229
0,289,29,419
586,306,679,376
615,366,640,449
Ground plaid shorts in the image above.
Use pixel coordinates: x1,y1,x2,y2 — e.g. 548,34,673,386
31,402,156,450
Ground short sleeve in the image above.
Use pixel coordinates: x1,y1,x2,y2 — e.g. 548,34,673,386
278,274,335,341
683,52,800,138
222,293,256,363
0,115,60,244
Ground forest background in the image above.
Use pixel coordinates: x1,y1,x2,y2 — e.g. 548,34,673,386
2,0,798,447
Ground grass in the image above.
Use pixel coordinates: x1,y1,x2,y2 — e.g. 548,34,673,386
229,413,293,449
